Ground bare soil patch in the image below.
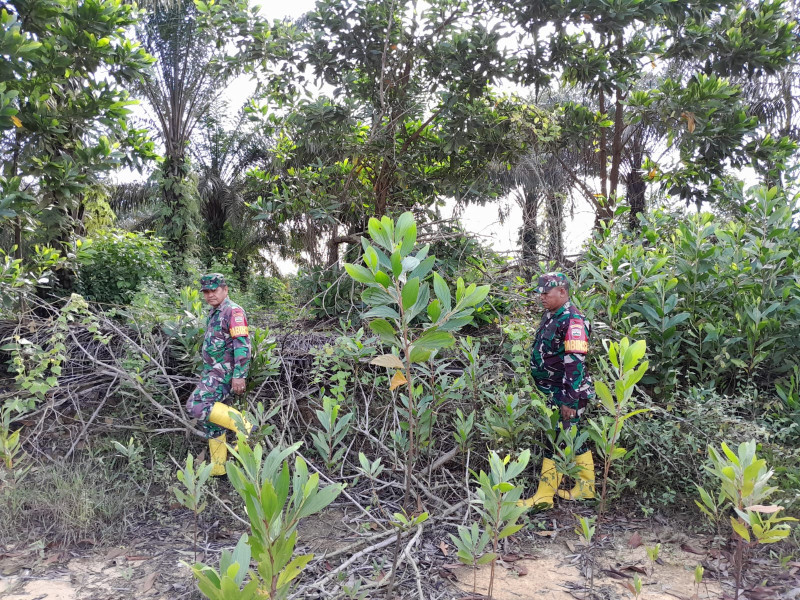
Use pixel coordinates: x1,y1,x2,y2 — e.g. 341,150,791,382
1,506,797,599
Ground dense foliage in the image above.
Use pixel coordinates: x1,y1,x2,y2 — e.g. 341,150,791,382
1,0,799,597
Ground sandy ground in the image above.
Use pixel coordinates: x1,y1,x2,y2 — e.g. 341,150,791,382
1,508,797,600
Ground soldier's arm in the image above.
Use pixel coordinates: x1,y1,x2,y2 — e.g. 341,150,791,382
229,307,251,380
561,317,589,408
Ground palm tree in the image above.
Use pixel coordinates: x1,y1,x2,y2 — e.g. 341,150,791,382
133,1,236,253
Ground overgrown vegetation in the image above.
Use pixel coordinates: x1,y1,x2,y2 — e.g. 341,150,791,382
1,0,799,597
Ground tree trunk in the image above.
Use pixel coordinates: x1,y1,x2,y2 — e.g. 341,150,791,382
598,90,608,200
520,187,540,276
546,190,564,266
608,87,625,202
627,150,646,232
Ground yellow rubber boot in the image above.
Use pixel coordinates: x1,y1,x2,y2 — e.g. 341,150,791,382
208,433,228,476
208,402,252,434
518,458,562,509
558,451,595,500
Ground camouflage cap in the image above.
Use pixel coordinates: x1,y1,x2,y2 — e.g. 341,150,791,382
535,272,570,294
200,273,227,291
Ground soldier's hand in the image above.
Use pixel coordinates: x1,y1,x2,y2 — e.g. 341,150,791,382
231,378,246,395
560,405,577,420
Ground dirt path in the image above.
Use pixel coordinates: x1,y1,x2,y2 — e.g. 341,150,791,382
1,508,797,599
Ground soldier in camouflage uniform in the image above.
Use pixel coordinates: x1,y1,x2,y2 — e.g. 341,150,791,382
186,273,252,475
520,272,596,509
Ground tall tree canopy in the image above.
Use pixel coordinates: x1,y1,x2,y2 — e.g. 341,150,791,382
0,0,154,259
491,0,799,227
248,0,554,266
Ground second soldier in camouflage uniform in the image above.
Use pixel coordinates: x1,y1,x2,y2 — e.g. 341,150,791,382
520,272,596,509
186,273,252,475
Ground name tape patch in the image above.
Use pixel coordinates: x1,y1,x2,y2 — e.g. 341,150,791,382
564,318,588,354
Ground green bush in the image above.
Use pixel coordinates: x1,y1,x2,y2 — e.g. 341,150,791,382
76,229,172,306
251,275,292,309
580,185,800,398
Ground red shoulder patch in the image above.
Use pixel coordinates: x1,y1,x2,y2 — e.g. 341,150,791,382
564,318,588,354
229,308,249,338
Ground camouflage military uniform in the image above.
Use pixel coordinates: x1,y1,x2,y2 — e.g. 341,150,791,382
186,285,251,437
531,275,593,454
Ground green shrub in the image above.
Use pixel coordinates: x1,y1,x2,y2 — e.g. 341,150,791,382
251,275,292,309
76,229,172,305
580,185,800,398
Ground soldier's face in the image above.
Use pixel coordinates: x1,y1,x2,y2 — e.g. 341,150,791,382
539,286,567,311
202,285,229,308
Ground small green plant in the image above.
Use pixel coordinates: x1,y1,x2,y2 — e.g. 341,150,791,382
344,211,490,510
453,408,476,453
113,437,147,483
458,336,495,406
645,543,660,574
575,515,596,545
173,453,213,562
626,573,643,599
191,438,344,600
341,577,368,600
774,365,800,442
357,452,386,515
310,384,353,471
532,405,588,483
472,450,530,600
691,564,704,600
385,510,429,597
587,338,650,514
0,405,29,486
574,515,597,595
449,522,494,596
696,440,797,600
477,392,532,453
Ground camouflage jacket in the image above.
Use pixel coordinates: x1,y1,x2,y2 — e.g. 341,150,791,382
530,301,594,408
201,297,251,381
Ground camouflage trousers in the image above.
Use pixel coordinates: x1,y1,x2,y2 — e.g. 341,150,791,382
542,389,589,459
186,372,231,438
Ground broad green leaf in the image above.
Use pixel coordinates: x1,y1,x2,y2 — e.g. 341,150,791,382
395,211,415,243
427,299,441,322
398,222,417,257
364,246,379,272
609,342,619,369
368,217,392,250
438,315,473,331
461,285,490,308
594,380,615,413
497,524,523,540
404,282,430,323
362,287,395,306
363,306,400,319
375,270,392,288
344,263,375,285
433,272,451,312
622,340,646,372
402,278,419,311
408,345,431,363
276,554,314,588
409,255,435,280
370,318,396,337
391,252,402,278
415,329,455,351
730,517,750,542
